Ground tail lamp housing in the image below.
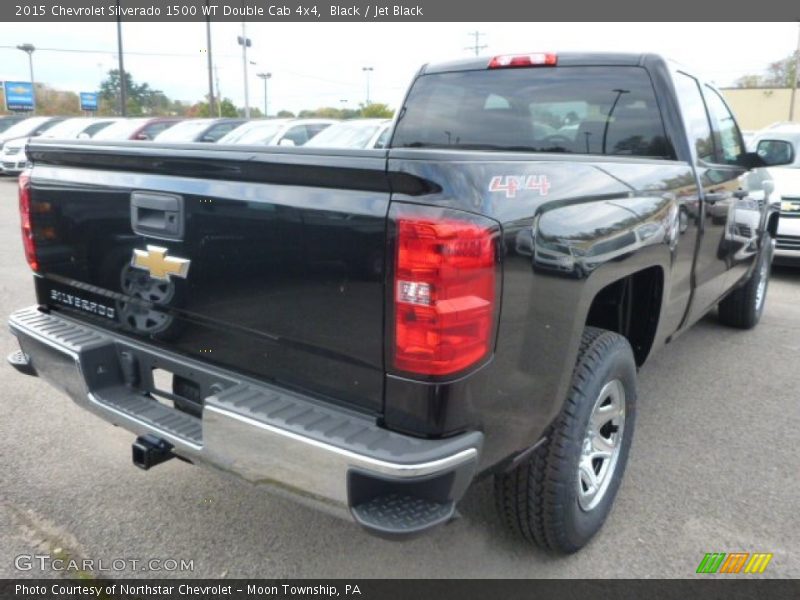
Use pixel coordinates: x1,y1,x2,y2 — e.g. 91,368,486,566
18,170,39,272
390,204,500,377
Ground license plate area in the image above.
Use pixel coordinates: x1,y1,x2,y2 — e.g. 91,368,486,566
115,344,236,419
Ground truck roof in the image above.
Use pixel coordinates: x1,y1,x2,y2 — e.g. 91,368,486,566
422,52,656,75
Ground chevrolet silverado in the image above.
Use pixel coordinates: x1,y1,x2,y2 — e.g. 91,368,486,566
7,52,790,553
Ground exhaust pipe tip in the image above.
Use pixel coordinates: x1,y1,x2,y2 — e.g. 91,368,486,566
132,435,174,470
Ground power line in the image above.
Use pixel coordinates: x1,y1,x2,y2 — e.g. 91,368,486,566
0,44,238,58
465,31,487,57
0,44,364,88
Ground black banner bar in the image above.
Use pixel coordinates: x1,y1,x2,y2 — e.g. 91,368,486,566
1,0,798,22
3,580,800,600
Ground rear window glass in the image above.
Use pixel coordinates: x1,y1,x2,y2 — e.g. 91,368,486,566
392,66,674,159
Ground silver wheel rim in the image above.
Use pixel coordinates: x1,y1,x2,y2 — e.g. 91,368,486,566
577,379,626,511
755,258,768,312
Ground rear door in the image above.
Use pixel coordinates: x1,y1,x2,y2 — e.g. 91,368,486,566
701,86,759,291
673,71,736,322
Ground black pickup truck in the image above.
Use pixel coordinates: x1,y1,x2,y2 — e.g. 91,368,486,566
8,52,790,553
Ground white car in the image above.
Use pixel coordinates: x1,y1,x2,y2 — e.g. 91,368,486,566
217,119,336,146
1,117,119,175
751,126,800,263
0,116,65,174
304,119,392,149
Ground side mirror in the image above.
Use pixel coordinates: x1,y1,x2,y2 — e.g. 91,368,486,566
738,152,767,170
278,138,296,147
200,135,216,143
755,139,795,167
135,133,149,140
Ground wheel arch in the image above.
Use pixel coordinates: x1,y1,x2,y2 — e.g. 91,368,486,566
582,263,666,367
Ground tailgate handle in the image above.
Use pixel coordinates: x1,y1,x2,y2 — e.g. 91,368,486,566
131,191,185,240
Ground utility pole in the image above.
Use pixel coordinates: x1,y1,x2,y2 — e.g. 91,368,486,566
256,72,271,117
205,1,216,117
790,22,800,121
214,64,222,117
115,0,127,116
465,31,487,57
362,67,373,106
16,44,35,113
237,23,252,118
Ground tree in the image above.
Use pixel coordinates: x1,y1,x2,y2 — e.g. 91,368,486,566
187,97,242,118
34,84,81,116
735,51,800,88
276,110,295,118
98,69,171,116
359,103,394,118
294,105,394,119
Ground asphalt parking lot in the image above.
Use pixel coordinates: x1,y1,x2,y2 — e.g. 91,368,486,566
0,176,798,579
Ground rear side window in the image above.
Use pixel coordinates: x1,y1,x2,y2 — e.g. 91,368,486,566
205,122,239,142
703,87,743,165
84,121,112,137
34,119,63,136
673,73,715,163
142,121,173,139
392,66,674,159
306,123,331,138
282,125,310,146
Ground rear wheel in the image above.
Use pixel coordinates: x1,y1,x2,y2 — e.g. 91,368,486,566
494,327,637,553
718,236,773,329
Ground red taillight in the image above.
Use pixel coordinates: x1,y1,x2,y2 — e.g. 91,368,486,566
488,53,557,69
18,170,39,272
393,211,498,376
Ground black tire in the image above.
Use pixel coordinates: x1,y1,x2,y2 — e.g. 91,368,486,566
494,327,637,553
718,236,773,330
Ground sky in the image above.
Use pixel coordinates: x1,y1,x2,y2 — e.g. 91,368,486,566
0,22,797,114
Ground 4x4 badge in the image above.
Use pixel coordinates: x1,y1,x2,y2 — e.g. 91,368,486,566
131,245,190,281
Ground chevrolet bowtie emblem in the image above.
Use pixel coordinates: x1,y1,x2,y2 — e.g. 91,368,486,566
782,201,800,212
131,246,190,281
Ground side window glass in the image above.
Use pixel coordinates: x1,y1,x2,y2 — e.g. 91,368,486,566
283,125,309,146
144,123,170,138
206,123,236,142
704,87,743,165
673,72,715,163
374,128,391,149
306,124,329,138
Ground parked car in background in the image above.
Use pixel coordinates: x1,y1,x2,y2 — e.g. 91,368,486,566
751,125,800,263
0,115,27,134
1,117,121,175
217,118,336,146
153,118,245,143
304,119,393,149
0,116,65,174
92,117,182,141
39,117,120,140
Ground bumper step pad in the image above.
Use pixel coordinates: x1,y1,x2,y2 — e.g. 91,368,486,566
351,493,455,537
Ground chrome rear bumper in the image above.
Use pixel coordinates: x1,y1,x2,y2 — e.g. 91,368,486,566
8,306,481,535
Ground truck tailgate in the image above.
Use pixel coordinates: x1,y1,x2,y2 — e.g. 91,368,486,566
25,142,390,414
